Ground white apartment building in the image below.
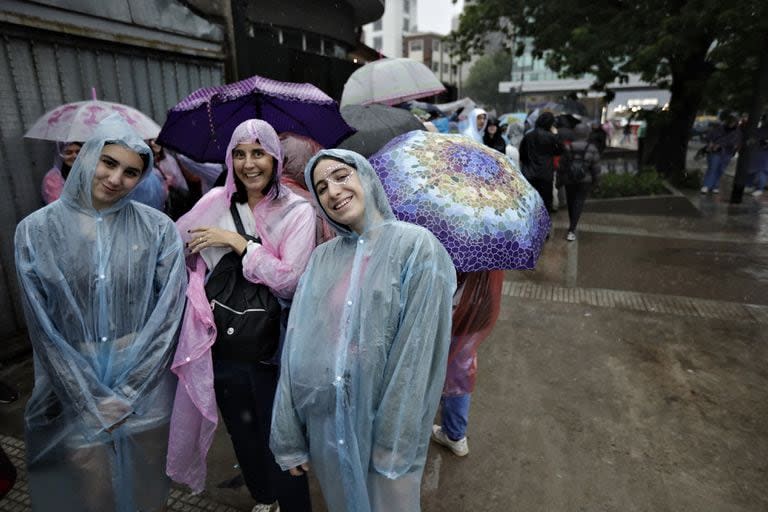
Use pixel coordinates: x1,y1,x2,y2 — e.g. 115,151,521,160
362,0,418,58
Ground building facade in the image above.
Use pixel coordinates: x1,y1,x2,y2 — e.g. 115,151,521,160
362,0,418,58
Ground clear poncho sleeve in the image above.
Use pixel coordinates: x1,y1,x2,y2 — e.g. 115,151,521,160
243,200,316,300
370,238,455,479
14,221,186,434
270,262,315,470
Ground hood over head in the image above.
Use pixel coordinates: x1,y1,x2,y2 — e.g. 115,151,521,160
535,112,556,131
224,119,284,202
573,123,590,141
304,148,395,237
59,113,153,215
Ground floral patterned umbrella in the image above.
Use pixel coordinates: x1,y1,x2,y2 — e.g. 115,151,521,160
24,100,161,142
369,131,551,271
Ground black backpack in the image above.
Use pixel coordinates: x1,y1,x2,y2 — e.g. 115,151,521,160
560,144,588,184
204,202,281,362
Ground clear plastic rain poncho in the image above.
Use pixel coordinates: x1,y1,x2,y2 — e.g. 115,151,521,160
270,149,457,512
166,119,316,492
14,115,187,512
460,107,488,143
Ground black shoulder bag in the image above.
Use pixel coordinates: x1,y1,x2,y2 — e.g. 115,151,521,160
204,202,281,362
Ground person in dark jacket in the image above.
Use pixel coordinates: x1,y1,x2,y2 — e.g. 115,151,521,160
557,123,601,241
701,115,742,194
483,117,506,153
518,112,564,212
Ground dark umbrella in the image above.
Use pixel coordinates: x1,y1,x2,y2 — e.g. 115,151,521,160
336,104,425,157
156,75,355,163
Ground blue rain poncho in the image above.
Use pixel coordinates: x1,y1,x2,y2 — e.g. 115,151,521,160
14,115,187,512
270,149,456,511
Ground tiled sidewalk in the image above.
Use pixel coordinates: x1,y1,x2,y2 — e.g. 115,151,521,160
0,435,243,512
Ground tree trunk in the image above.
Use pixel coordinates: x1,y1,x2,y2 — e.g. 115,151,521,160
653,47,713,180
730,34,768,203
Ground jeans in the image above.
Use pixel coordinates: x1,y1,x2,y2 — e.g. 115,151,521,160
528,178,554,212
565,183,591,232
213,360,311,511
747,151,768,190
441,394,471,440
702,151,733,190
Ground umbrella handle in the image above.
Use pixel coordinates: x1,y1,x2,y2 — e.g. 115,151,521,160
91,87,98,101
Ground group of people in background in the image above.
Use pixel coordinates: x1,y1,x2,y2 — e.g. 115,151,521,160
472,108,602,243
700,113,768,197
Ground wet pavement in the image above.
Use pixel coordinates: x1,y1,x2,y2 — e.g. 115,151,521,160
0,179,766,511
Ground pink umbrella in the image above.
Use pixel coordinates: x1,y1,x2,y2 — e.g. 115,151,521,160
24,89,160,142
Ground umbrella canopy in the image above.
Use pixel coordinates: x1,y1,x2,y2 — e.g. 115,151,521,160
156,75,355,163
340,58,446,107
336,104,425,157
369,131,550,272
24,100,161,142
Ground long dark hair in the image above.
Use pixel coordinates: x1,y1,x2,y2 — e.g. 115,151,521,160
231,157,280,204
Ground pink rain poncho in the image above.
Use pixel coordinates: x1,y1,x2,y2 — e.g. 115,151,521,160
15,115,187,511
444,271,504,396
270,149,456,511
166,119,316,492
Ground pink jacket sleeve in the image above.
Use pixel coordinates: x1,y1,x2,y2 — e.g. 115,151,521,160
243,201,316,300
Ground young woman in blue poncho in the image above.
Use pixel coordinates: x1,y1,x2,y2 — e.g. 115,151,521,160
270,149,456,511
14,114,187,511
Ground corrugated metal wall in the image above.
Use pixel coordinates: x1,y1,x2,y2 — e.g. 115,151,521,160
0,25,224,338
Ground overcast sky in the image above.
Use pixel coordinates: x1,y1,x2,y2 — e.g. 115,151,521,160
416,0,464,35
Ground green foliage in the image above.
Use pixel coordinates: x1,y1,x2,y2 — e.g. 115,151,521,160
463,52,514,113
449,0,768,177
591,170,668,199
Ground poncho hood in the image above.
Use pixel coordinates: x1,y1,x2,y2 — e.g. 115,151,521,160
304,148,395,237
462,107,487,143
59,114,153,215
223,119,284,201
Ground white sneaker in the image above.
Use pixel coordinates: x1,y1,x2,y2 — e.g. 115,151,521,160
752,189,763,197
712,188,720,194
700,186,708,194
431,424,469,456
566,231,577,242
251,503,279,512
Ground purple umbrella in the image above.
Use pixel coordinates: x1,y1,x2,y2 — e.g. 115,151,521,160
369,131,551,272
156,75,355,163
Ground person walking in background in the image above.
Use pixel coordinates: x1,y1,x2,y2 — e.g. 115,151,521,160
167,119,315,512
505,123,525,167
745,115,768,197
271,149,456,512
15,114,187,511
41,141,82,204
483,117,506,153
519,112,564,212
558,123,601,241
431,270,504,457
701,114,742,194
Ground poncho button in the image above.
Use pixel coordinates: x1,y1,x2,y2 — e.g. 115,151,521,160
100,337,107,342
347,301,352,306
99,274,105,279
226,327,235,335
338,439,345,445
358,239,364,244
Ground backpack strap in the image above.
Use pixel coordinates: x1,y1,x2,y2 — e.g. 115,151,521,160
229,201,260,243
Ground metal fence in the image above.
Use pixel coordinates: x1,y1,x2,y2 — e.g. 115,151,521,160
0,24,224,338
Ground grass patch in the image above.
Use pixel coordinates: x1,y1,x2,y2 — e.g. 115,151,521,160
591,169,669,199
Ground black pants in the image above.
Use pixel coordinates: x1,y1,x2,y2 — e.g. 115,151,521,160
565,183,591,232
529,177,554,212
213,360,311,511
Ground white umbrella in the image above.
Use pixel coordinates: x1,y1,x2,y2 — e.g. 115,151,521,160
341,58,446,107
25,93,161,142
